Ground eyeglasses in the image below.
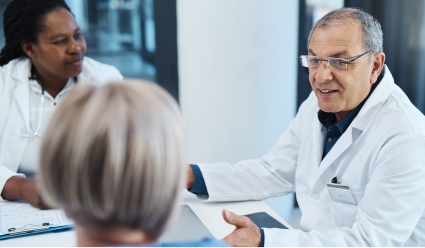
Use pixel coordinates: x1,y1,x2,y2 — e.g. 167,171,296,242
299,50,370,71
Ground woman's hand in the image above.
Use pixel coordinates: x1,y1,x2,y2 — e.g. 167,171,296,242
1,176,51,210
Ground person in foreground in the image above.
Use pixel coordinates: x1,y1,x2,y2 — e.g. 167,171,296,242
0,0,123,209
187,8,425,247
37,80,228,247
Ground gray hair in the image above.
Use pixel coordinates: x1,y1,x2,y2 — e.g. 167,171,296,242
307,7,383,55
39,80,186,239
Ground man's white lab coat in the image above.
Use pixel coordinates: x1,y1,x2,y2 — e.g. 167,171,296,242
0,57,123,199
197,65,425,246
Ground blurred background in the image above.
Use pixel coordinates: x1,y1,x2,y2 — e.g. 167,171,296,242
0,0,424,228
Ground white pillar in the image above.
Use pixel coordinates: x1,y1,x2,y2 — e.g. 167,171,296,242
177,0,299,220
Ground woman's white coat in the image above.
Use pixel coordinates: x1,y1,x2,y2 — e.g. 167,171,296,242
0,57,123,198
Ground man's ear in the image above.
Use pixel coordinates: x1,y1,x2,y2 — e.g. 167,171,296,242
370,52,385,84
21,41,36,58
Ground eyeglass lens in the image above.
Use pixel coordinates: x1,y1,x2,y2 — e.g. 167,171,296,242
299,56,348,70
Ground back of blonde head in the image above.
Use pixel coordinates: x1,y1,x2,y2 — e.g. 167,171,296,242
39,80,186,238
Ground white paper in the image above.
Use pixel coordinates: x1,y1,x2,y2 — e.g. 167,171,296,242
180,190,292,240
0,202,66,235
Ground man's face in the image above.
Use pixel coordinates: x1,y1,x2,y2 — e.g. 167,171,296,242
308,22,374,120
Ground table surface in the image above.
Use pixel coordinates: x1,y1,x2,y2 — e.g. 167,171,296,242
1,190,291,246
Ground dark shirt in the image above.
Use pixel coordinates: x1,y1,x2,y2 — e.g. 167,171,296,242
189,73,384,247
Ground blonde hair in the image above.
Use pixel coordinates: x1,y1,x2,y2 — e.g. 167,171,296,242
39,80,186,238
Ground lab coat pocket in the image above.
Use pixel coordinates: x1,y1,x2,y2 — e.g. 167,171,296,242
331,191,364,228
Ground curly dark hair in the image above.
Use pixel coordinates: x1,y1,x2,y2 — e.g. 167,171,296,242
0,0,72,66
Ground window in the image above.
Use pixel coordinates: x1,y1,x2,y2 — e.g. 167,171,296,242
67,0,156,82
297,0,344,109
0,0,179,101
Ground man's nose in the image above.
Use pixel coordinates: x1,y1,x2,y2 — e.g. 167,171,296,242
315,60,333,83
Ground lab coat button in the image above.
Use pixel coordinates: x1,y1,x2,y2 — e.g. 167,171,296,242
21,128,27,134
312,193,320,200
328,138,332,142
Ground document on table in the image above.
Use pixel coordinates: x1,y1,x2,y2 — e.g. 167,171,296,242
180,190,292,240
0,201,72,236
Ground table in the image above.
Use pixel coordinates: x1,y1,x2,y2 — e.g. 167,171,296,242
1,190,291,246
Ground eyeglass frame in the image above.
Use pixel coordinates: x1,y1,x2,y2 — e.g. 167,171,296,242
299,50,371,71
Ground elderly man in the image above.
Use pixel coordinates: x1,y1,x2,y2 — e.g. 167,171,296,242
186,7,425,247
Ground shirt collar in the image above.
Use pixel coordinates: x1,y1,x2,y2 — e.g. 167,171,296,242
318,70,384,132
29,77,76,97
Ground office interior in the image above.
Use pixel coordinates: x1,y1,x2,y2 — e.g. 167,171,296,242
0,0,424,230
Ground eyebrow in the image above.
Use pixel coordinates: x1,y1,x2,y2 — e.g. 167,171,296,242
308,49,317,56
50,28,81,40
329,51,349,58
308,49,350,58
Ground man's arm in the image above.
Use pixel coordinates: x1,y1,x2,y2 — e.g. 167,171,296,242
190,106,304,202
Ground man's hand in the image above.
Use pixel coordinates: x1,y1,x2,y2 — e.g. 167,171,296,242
222,209,261,247
186,164,195,190
1,176,51,210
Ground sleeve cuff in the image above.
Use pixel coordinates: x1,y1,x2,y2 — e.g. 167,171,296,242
188,164,209,195
260,228,265,247
261,228,274,248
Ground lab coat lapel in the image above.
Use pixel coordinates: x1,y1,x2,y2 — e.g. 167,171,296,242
312,115,326,171
351,65,394,132
13,80,30,130
317,127,353,177
11,58,32,130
